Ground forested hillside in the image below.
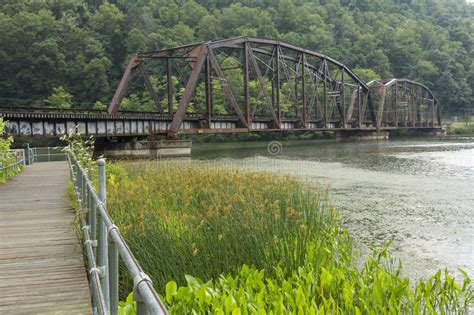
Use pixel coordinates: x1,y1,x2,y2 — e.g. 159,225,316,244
0,0,472,113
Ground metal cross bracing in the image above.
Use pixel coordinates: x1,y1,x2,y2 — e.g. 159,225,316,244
0,37,442,139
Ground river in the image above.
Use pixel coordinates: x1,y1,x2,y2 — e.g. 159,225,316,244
192,135,474,282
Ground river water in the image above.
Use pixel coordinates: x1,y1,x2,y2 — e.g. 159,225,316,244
192,135,474,282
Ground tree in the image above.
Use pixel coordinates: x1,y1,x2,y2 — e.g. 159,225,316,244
87,3,125,74
92,101,106,110
83,57,112,104
353,67,381,83
45,86,73,109
411,60,438,83
126,28,149,55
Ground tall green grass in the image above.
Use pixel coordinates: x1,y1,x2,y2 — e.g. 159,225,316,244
106,161,473,314
106,161,335,294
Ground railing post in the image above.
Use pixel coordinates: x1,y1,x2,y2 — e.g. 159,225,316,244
81,172,87,213
97,159,110,312
90,193,97,244
77,169,83,210
71,164,78,204
87,194,97,240
137,301,147,315
134,291,148,315
109,232,119,315
26,144,31,165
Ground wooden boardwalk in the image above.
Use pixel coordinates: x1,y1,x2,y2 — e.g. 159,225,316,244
0,162,91,314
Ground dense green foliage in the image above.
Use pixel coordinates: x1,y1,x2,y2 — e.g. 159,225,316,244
163,259,472,314
105,162,473,314
61,131,95,173
0,0,472,113
0,118,22,182
0,118,13,151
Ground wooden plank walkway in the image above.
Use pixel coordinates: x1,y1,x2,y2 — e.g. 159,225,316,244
0,162,91,314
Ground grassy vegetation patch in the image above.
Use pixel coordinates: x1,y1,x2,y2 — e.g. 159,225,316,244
107,162,334,290
447,123,474,135
107,162,473,314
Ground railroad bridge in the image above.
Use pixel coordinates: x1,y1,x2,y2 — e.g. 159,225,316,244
1,37,442,143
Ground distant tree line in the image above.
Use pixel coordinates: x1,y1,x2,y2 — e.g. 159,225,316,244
0,0,472,114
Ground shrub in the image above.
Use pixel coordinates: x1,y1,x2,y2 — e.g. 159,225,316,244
448,123,474,135
0,118,22,183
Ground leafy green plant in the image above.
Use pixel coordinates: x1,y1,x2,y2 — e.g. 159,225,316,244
118,292,136,315
61,130,95,174
0,118,22,183
163,256,472,314
0,118,13,151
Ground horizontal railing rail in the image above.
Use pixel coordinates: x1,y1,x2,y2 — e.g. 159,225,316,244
67,151,168,315
26,145,67,164
0,149,25,182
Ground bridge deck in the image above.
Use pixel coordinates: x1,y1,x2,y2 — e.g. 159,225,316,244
0,162,91,314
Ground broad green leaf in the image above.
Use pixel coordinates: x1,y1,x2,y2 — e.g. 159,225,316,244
166,281,177,303
126,292,134,306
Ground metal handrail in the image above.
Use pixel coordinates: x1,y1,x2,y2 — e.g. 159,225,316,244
67,151,168,315
26,145,67,164
0,149,25,182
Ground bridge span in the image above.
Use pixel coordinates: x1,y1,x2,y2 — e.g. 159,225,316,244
1,37,442,140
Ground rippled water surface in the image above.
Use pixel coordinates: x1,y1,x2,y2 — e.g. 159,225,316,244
193,135,474,281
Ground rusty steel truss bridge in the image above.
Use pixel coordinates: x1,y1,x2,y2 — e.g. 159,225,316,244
1,37,442,139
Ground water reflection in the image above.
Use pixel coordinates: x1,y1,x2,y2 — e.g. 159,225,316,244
193,135,474,281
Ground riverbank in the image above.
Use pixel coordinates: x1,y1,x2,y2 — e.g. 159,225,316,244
106,161,473,313
447,123,474,135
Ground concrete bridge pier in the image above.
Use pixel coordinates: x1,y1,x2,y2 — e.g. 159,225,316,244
336,130,390,141
95,139,192,159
